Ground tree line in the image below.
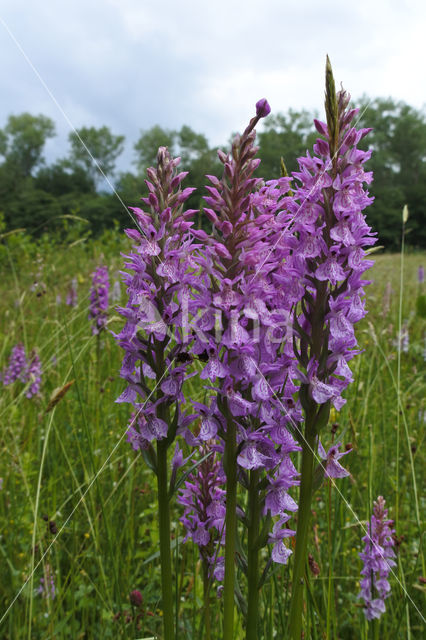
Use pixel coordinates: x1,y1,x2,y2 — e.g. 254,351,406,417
0,97,425,249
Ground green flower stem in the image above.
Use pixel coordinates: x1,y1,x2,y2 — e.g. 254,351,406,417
246,469,261,640
223,416,237,640
157,438,175,640
202,559,212,640
288,425,317,639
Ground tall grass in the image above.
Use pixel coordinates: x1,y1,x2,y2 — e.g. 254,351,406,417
0,230,424,639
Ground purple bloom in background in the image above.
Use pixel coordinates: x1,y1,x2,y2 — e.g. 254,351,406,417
25,350,42,398
66,277,78,307
1,344,42,397
358,496,396,620
2,343,27,385
394,322,409,353
38,564,55,600
110,277,121,303
129,589,143,608
89,266,109,334
418,265,424,284
178,443,226,579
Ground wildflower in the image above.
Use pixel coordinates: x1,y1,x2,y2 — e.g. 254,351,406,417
283,84,376,413
317,439,351,478
192,101,299,483
38,564,55,599
178,443,226,578
358,496,396,620
66,277,78,307
25,350,42,398
286,59,376,638
110,277,121,302
2,343,27,385
115,146,199,445
418,265,424,284
89,266,109,334
129,589,143,608
393,322,409,353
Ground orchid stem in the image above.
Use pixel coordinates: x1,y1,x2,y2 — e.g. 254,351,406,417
288,425,316,639
223,416,237,639
202,559,212,640
246,469,261,640
157,438,175,640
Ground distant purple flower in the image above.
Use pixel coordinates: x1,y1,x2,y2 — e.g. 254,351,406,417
26,350,42,398
358,496,396,621
110,278,121,303
394,322,409,353
66,278,78,307
2,343,27,385
38,565,55,600
178,443,226,578
129,589,143,608
418,265,424,284
89,266,109,334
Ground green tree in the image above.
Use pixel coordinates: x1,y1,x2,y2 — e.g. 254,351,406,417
35,160,95,196
176,125,210,166
175,125,223,214
133,125,176,175
68,125,125,185
355,97,426,249
0,113,55,178
257,109,317,177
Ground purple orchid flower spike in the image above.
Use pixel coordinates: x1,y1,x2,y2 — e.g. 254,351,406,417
89,266,109,335
358,496,396,620
2,343,27,385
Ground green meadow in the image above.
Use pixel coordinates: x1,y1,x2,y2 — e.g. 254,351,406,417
0,228,424,639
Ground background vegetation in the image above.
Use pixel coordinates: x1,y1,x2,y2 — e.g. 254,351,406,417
0,221,424,638
0,97,425,249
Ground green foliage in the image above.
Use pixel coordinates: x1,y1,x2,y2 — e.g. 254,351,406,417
256,109,318,177
68,125,125,186
416,293,426,318
0,113,55,178
1,100,426,249
355,97,426,250
35,161,96,196
133,125,176,175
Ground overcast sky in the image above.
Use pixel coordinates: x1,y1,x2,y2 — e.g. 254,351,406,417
1,0,425,174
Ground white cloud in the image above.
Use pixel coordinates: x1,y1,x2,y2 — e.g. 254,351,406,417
0,0,424,171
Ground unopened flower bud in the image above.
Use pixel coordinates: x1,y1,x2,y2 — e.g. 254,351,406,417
256,98,271,118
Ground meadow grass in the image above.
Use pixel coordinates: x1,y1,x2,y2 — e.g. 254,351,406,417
0,231,424,639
